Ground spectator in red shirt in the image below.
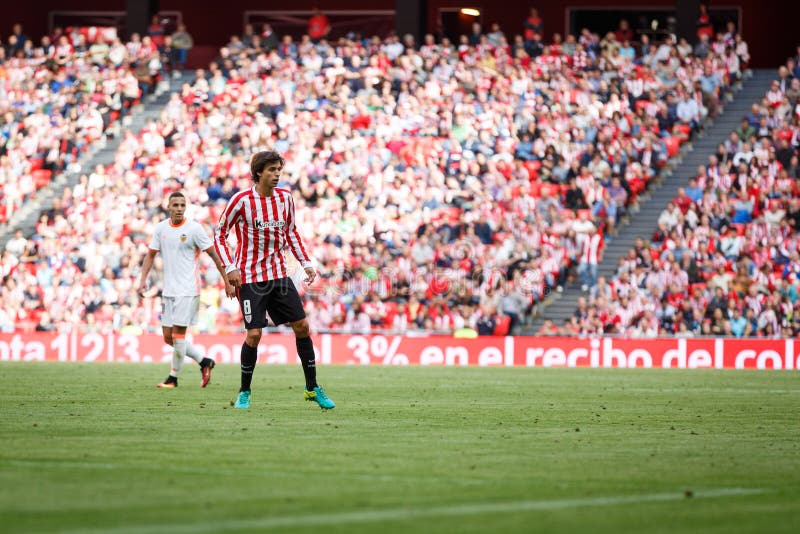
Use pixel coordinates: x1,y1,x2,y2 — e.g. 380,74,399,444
523,7,543,43
146,15,166,49
614,19,634,44
673,187,693,213
696,3,714,41
308,8,331,43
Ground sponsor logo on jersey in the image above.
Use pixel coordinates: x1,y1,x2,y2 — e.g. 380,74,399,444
255,219,285,229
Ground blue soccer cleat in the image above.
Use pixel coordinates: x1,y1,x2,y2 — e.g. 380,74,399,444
234,390,251,409
304,386,335,409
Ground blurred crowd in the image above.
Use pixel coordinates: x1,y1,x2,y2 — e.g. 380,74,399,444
0,20,183,224
547,48,800,338
0,11,755,335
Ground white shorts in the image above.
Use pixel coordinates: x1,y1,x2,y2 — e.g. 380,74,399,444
161,296,199,327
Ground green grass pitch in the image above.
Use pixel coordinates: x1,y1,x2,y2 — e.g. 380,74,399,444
1,363,799,533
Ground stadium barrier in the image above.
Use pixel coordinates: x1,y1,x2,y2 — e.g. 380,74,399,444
0,333,797,370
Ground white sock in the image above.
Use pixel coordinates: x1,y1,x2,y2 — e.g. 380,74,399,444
171,338,188,377
169,353,183,378
185,342,204,363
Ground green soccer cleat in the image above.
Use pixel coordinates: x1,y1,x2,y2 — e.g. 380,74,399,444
304,386,335,409
234,390,251,409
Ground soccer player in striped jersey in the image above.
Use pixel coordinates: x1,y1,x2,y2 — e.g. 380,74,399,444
137,191,235,388
214,150,335,410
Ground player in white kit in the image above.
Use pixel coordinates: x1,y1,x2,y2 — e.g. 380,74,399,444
137,192,235,388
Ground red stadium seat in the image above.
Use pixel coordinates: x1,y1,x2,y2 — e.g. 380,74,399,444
0,205,6,223
496,161,513,179
442,207,461,222
382,301,398,328
351,114,371,130
524,160,541,180
665,137,681,158
33,169,52,189
493,315,511,336
691,283,707,294
628,177,645,196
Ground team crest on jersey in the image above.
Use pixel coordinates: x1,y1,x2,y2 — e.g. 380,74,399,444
180,233,188,242
255,219,286,229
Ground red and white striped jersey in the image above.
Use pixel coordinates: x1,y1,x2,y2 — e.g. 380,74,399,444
214,186,312,283
581,233,603,264
614,302,637,327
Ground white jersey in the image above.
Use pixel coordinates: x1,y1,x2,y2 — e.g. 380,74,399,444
149,219,213,297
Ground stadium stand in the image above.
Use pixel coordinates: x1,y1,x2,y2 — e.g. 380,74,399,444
567,54,800,338
0,25,174,226
0,20,749,335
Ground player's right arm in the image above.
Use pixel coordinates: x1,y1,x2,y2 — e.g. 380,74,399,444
213,193,244,288
137,224,161,297
137,249,158,297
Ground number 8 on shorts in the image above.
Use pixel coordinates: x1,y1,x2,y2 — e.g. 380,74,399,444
243,299,252,324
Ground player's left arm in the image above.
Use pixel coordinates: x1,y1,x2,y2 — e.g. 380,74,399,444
285,195,316,284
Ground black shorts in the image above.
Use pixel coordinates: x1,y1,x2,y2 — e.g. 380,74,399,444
237,278,306,329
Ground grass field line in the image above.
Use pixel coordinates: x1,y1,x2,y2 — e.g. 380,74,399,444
1,459,487,485
609,388,800,394
55,488,770,534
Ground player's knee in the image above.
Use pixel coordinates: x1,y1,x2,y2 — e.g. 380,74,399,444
163,336,173,346
245,331,262,346
291,319,310,338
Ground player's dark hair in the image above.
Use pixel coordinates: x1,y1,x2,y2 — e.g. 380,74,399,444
250,150,284,182
168,191,185,202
